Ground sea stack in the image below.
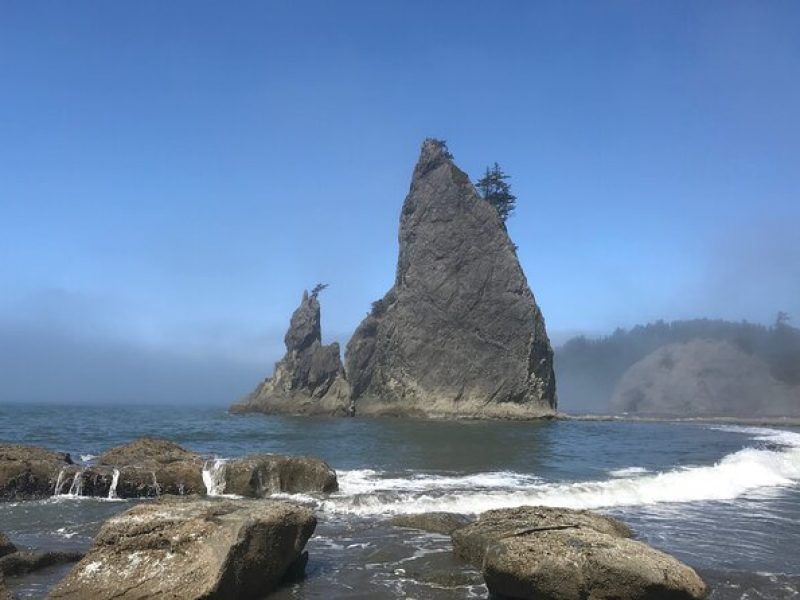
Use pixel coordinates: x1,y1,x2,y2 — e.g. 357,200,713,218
344,139,556,418
231,291,351,416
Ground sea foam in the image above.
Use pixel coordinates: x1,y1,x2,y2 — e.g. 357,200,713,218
317,427,800,516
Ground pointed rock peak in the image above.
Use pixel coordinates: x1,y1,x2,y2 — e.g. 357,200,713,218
345,139,556,418
285,290,321,353
414,138,453,179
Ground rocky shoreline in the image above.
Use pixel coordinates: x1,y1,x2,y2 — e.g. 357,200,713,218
0,437,711,599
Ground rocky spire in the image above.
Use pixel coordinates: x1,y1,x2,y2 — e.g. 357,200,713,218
344,139,556,418
231,291,351,416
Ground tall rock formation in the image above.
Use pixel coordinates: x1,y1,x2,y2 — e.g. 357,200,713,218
345,139,556,418
231,291,351,416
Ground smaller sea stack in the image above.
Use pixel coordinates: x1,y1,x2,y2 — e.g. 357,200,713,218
231,290,351,416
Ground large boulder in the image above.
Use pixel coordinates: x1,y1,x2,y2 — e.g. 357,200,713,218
611,339,800,417
231,291,351,416
345,139,556,419
52,438,206,499
0,444,72,500
452,506,632,567
214,454,338,497
451,506,707,600
50,497,317,600
97,437,206,497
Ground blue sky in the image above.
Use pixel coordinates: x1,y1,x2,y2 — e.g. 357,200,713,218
1,1,799,403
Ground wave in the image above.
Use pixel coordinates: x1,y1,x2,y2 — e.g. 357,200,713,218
337,469,540,495
314,427,800,517
708,425,800,448
608,466,650,477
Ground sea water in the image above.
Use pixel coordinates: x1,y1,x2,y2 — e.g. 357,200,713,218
0,403,798,599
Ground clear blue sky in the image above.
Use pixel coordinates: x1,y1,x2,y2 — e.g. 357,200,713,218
1,1,799,403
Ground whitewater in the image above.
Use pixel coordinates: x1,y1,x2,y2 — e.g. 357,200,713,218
316,426,800,516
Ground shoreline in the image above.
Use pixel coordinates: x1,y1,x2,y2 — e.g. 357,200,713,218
558,413,800,427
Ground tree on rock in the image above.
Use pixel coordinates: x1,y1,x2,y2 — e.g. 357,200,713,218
311,283,329,298
475,163,516,222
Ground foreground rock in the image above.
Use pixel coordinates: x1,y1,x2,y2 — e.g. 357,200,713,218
50,497,316,600
611,339,800,417
232,290,351,416
388,512,473,535
345,139,556,419
221,455,338,497
0,444,72,500
452,506,707,600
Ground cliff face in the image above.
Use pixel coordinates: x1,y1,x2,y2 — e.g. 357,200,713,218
611,339,800,417
231,291,351,416
344,139,556,418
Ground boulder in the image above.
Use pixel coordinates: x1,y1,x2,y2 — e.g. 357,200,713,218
484,528,708,600
97,437,206,497
388,512,473,535
49,497,317,600
51,438,206,499
0,444,72,500
452,506,632,567
220,454,338,497
231,291,351,416
451,506,707,600
345,139,556,419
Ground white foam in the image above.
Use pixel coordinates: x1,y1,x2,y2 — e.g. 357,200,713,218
80,454,97,463
609,466,650,477
710,425,800,448
337,469,540,495
313,427,800,517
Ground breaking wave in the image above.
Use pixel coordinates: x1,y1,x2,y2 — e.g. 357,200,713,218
315,427,800,516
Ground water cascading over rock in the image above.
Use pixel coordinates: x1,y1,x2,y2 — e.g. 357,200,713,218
344,139,556,418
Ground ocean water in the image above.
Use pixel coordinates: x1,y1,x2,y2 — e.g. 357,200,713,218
1,404,799,599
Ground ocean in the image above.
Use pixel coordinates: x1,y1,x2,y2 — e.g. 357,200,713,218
1,404,799,599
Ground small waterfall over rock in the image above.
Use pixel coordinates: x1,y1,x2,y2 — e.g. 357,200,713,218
53,468,67,496
202,459,227,496
107,468,120,499
54,468,85,498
